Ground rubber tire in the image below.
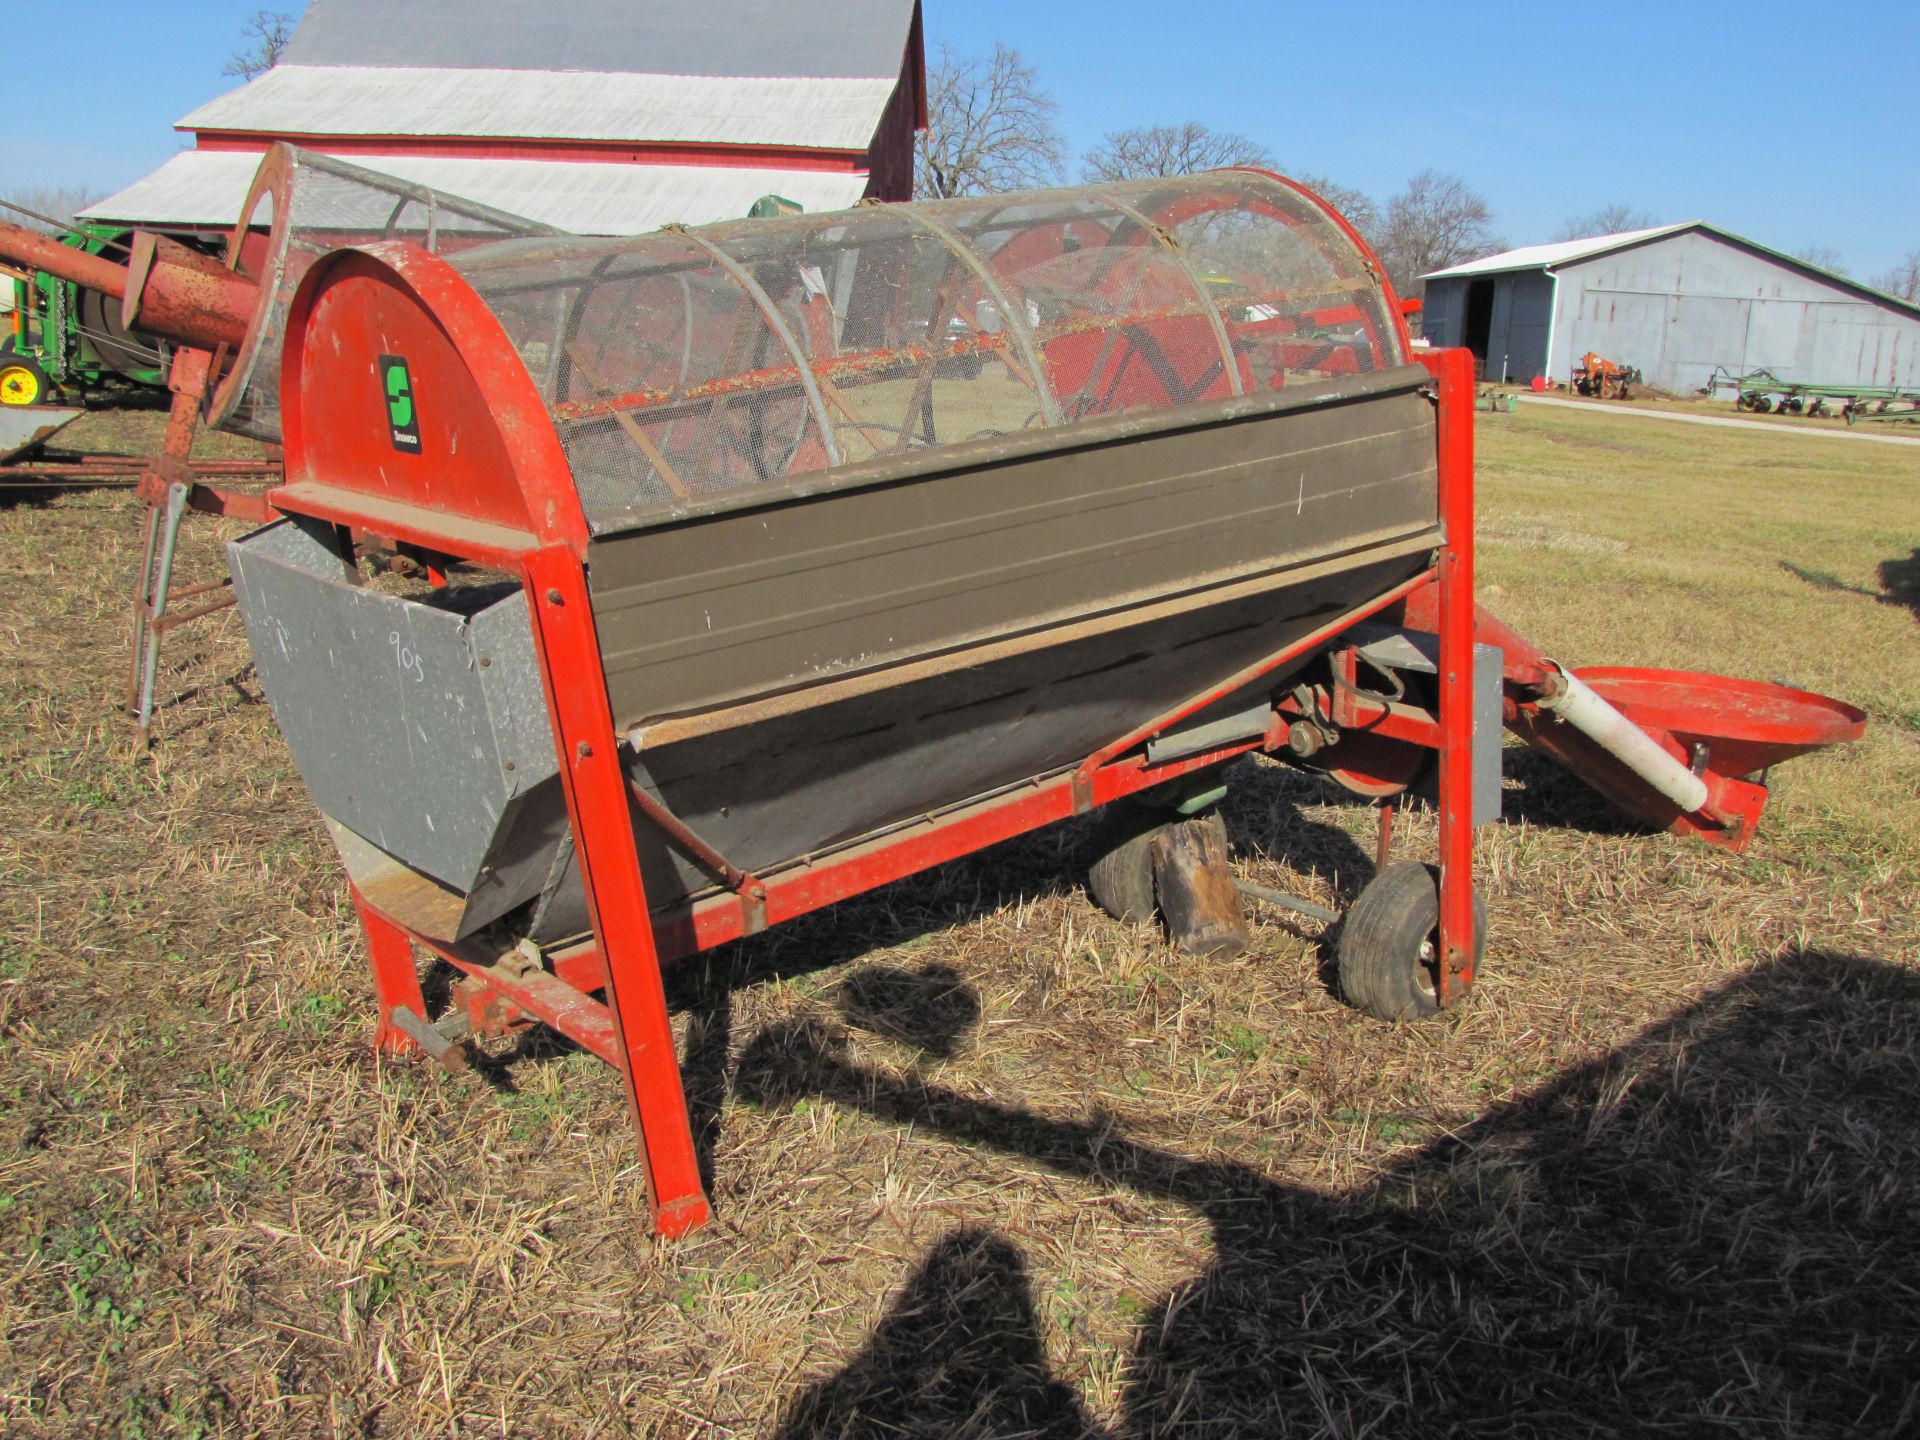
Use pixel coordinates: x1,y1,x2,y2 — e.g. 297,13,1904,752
0,352,51,407
1085,804,1169,923
1337,861,1485,1022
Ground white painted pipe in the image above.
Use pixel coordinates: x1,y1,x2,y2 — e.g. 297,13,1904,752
1536,663,1711,814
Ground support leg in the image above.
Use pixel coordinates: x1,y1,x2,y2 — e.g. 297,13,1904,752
132,482,189,742
123,348,214,741
1428,346,1479,1003
123,501,163,716
524,548,711,1238
352,886,429,1057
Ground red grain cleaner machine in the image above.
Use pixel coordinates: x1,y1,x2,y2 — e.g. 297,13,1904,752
0,155,1865,1237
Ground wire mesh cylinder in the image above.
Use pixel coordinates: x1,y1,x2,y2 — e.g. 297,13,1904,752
447,170,1406,533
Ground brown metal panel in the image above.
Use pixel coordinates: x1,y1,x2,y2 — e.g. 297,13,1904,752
586,368,1438,727
530,545,1433,937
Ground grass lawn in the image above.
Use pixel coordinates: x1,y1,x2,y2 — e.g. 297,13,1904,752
0,401,1915,1437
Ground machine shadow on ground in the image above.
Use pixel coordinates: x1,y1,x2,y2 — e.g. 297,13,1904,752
731,946,1919,1437
443,761,1382,1174
488,748,1674,1180
1784,550,1920,624
1879,549,1920,621
657,773,1370,1194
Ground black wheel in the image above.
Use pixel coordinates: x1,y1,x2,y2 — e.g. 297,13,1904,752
1337,862,1485,1022
0,350,52,407
1085,803,1169,923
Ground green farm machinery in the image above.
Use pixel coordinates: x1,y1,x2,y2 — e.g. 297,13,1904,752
1709,367,1920,425
2,222,170,407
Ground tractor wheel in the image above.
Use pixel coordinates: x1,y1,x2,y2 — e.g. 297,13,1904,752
1336,862,1485,1022
0,352,51,407
1085,803,1168,923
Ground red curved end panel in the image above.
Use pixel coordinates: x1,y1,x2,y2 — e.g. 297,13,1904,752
279,243,587,559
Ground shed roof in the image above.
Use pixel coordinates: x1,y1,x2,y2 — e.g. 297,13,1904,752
79,149,872,236
282,0,920,81
181,67,901,151
1423,224,1694,280
1424,221,1920,319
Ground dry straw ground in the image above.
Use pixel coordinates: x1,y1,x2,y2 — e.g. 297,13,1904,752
2,402,1917,1438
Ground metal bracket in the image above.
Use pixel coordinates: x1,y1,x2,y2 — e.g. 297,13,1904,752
626,775,768,934
388,1006,470,1074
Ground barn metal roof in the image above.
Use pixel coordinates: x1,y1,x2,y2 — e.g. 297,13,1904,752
80,149,872,236
1425,222,1920,318
1423,225,1694,280
283,0,920,81
181,66,901,151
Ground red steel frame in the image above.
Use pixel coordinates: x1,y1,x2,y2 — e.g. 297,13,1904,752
1422,346,1478,1002
270,239,1480,1238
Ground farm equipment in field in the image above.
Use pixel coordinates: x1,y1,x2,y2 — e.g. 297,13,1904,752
1,222,171,407
0,149,556,736
0,155,1866,1238
1572,352,1640,399
1708,366,1920,424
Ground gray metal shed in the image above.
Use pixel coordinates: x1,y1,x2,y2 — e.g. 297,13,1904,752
1421,225,1920,394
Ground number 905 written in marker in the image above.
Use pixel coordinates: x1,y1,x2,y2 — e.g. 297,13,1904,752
389,631,426,683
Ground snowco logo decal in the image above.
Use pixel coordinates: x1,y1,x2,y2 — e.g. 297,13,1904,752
379,355,421,453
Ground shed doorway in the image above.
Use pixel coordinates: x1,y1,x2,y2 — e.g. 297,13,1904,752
1462,278,1496,365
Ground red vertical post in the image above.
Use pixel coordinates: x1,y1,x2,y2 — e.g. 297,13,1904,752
521,547,712,1238
1424,347,1478,1002
352,884,429,1056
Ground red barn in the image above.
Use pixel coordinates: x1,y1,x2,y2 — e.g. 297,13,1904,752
86,0,926,236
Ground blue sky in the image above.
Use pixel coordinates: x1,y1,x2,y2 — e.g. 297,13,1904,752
11,2,1915,279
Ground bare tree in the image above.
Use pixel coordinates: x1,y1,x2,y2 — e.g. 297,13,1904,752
914,44,1065,199
1294,173,1380,243
223,10,296,83
0,185,104,235
1077,127,1381,242
1374,170,1502,298
1792,243,1848,276
1081,123,1273,182
1871,250,1920,303
1555,204,1661,241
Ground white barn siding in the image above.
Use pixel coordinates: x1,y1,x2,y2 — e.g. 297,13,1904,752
1550,232,1920,393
